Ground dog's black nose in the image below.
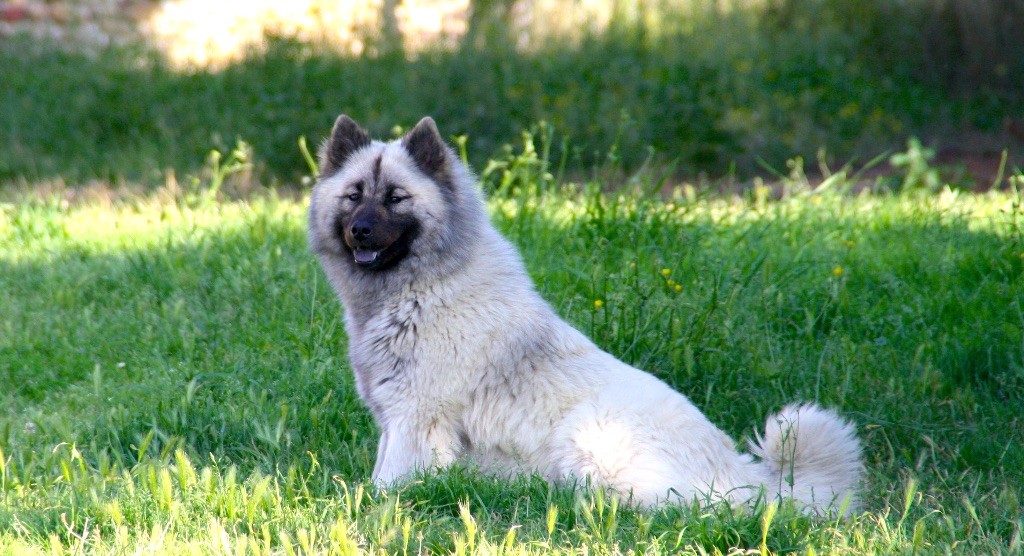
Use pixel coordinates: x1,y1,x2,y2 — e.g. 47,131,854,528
351,221,372,241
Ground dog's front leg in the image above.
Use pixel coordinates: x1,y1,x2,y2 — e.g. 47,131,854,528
371,428,391,479
371,418,460,486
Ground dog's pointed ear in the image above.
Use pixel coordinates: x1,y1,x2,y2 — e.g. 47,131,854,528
402,117,451,186
319,115,372,176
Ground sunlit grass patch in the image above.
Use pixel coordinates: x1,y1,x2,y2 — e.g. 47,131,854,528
1,162,1022,552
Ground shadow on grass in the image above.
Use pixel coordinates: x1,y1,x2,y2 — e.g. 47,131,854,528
1,194,1021,494
0,214,377,481
0,191,1022,552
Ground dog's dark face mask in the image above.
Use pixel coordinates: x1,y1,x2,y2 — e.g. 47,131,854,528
335,195,420,272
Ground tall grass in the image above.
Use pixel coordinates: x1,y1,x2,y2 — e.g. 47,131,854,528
2,1,1019,186
764,0,1024,99
1,138,1022,552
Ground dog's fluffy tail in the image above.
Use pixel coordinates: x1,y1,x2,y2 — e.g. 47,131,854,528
748,403,863,515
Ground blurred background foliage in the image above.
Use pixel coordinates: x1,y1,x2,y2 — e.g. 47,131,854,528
0,0,1021,186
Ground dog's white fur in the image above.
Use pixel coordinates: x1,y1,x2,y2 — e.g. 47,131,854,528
309,116,863,511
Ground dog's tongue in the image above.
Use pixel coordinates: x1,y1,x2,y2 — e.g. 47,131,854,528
354,250,380,264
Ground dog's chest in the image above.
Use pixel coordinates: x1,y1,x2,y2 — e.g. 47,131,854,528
348,298,420,392
350,289,493,403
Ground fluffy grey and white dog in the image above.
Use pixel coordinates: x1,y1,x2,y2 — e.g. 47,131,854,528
308,115,863,511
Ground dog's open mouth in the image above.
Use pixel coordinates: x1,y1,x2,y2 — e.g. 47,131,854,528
347,226,418,271
337,214,420,272
352,246,388,269
353,250,381,265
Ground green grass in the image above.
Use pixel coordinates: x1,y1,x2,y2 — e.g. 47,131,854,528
3,1,1019,187
2,2,1021,550
2,149,1023,552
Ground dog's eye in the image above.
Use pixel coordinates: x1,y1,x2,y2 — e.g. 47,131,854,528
387,195,405,205
347,192,362,202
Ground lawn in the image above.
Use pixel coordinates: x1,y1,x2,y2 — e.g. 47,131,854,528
1,1,1023,551
1,148,1022,552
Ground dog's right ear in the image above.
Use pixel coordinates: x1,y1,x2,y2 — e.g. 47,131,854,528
402,116,454,188
319,115,372,177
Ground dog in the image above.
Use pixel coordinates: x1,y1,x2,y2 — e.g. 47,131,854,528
308,115,863,511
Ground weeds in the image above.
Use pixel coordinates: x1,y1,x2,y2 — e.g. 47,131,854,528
889,138,941,193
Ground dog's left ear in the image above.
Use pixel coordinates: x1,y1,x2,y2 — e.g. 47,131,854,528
402,117,451,186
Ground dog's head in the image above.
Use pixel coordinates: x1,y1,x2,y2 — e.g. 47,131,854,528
309,115,481,276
